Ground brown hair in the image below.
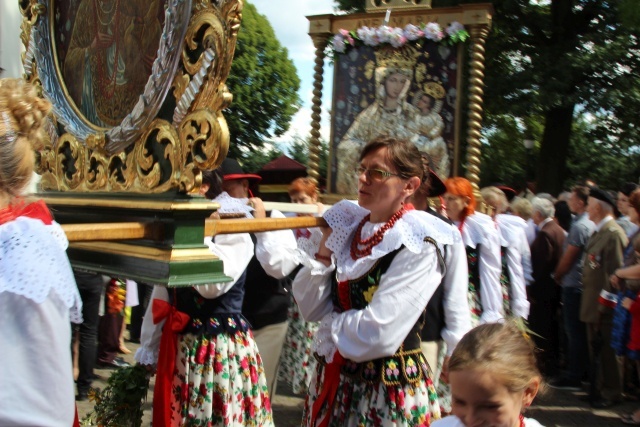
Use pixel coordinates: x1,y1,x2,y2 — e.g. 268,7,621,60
449,322,542,393
629,189,640,219
571,185,590,205
359,136,424,182
288,177,318,198
0,79,51,198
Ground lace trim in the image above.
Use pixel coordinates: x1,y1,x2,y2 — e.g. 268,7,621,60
495,214,527,248
321,200,456,277
212,192,253,218
312,311,340,363
0,217,83,323
457,212,497,249
134,346,159,366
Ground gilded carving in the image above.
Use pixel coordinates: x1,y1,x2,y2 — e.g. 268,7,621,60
23,0,243,194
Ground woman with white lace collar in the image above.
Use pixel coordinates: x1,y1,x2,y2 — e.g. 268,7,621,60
443,178,503,326
0,78,82,426
293,136,458,427
481,186,531,320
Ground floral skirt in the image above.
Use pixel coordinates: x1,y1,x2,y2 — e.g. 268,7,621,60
277,302,319,394
171,330,274,426
301,364,441,426
468,282,482,327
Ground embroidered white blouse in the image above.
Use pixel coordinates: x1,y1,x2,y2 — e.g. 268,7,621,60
292,200,458,363
495,213,532,318
439,223,473,355
0,216,82,427
456,212,504,324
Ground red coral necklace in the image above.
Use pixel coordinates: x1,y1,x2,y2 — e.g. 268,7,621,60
350,207,406,260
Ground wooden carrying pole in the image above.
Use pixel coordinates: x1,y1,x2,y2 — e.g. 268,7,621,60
61,216,328,242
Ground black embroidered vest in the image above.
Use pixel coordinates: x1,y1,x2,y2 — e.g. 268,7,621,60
499,246,512,316
170,270,250,336
321,245,438,386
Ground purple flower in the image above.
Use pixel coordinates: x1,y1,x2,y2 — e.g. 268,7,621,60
358,26,379,46
333,34,346,53
403,24,424,41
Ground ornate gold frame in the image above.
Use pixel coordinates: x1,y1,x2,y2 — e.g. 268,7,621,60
19,0,243,193
306,3,493,194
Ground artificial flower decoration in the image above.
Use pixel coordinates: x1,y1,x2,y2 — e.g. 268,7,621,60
331,21,469,53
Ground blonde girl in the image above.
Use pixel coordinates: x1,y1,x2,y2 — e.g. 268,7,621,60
432,322,544,427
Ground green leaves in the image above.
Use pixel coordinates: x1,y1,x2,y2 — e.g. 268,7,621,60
225,2,301,161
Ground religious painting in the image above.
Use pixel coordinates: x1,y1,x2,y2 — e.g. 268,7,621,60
330,39,460,195
52,0,165,127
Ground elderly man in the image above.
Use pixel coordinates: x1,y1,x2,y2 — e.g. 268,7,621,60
528,197,566,376
581,187,628,408
549,186,595,390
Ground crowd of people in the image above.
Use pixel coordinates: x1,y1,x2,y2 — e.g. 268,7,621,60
3,77,640,427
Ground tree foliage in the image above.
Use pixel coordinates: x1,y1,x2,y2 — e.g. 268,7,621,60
225,2,301,161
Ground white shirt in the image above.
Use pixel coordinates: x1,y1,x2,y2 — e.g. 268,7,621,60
456,212,504,324
432,415,544,427
292,201,458,363
439,224,473,355
0,216,82,427
495,214,531,318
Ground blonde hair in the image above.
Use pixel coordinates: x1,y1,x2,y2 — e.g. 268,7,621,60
510,197,533,220
0,78,51,198
480,186,509,214
449,322,541,393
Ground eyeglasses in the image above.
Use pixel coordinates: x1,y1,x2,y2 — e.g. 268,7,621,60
355,166,400,181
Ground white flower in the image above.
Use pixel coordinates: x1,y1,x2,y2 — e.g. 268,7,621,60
403,24,424,41
388,27,407,48
358,26,379,46
333,34,346,53
446,21,465,36
423,22,444,41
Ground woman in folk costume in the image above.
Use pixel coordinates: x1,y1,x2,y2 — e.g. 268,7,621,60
0,78,83,426
443,178,503,325
481,186,531,319
293,136,459,426
277,177,325,395
135,170,275,427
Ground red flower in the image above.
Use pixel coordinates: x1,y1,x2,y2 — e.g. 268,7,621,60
199,383,208,397
196,344,208,365
264,393,271,411
214,360,224,374
250,364,258,383
240,357,249,370
244,396,255,418
181,384,189,402
398,389,405,407
213,393,224,412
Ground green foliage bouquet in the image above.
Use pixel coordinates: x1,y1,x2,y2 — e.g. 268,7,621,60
82,365,150,427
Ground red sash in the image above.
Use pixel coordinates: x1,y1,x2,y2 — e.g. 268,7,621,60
151,299,190,427
310,352,346,427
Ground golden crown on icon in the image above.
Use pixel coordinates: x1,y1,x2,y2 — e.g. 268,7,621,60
423,81,446,99
374,45,421,71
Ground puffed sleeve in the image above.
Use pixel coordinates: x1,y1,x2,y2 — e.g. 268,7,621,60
134,285,168,366
198,232,254,299
478,227,504,324
291,257,336,322
254,210,299,279
325,244,443,362
440,235,472,355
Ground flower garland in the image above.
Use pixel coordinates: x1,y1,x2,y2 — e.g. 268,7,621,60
332,21,469,53
106,278,127,315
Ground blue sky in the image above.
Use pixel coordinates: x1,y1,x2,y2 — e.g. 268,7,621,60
250,0,336,145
